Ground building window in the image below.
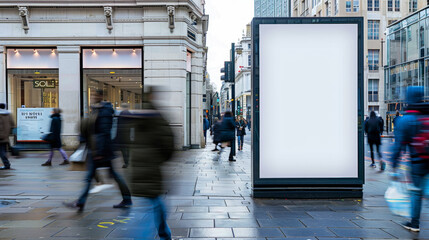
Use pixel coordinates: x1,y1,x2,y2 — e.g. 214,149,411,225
368,79,379,102
368,49,380,71
374,0,379,11
368,20,380,40
326,1,330,16
369,106,380,112
395,0,400,11
353,0,359,12
335,0,338,15
368,0,372,11
409,0,417,12
388,0,393,11
248,55,251,67
346,1,351,12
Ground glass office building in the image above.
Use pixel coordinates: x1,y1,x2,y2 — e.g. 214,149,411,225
255,0,290,17
385,6,429,130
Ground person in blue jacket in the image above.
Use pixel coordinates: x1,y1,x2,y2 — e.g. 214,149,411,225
391,86,429,232
203,115,210,144
218,112,236,161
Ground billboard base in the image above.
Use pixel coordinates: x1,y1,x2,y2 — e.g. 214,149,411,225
253,186,363,199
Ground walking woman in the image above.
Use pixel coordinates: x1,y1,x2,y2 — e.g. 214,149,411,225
42,108,69,166
364,111,385,171
236,116,247,151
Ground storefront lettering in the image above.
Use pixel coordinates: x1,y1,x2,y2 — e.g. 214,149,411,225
33,80,56,88
20,111,43,120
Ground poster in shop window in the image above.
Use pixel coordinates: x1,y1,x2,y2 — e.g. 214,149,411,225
17,108,53,141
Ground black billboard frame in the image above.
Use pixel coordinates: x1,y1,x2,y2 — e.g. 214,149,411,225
251,17,365,198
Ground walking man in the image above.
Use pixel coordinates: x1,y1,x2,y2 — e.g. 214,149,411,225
126,87,174,240
365,111,385,170
0,103,13,170
391,86,429,232
64,90,132,211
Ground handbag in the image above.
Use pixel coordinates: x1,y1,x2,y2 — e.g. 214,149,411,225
41,133,53,142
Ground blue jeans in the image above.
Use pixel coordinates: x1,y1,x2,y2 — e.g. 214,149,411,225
77,156,131,205
410,171,427,226
237,135,244,149
149,196,171,240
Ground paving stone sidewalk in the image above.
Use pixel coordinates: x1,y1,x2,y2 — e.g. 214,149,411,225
0,137,427,239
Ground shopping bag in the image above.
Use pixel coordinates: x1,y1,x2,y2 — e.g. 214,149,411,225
385,180,411,218
69,144,88,171
69,144,87,162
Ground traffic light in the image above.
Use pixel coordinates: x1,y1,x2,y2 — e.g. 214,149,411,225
220,61,232,82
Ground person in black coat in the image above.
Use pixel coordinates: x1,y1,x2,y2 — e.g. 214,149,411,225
42,108,69,166
64,90,131,212
218,112,236,161
236,116,247,151
364,111,385,170
211,118,221,151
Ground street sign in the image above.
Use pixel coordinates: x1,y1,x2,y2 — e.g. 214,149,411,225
220,61,233,82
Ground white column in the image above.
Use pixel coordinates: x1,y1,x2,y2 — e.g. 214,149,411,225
0,46,6,104
191,51,204,148
57,46,81,149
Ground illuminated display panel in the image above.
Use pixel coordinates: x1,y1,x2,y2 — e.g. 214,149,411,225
82,49,142,69
7,49,59,69
258,23,359,179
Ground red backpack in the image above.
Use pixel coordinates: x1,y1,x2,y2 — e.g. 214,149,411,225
411,112,429,159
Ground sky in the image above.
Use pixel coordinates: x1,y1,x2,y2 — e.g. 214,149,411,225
205,0,254,92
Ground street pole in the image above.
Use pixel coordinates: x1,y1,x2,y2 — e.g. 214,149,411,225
231,42,236,160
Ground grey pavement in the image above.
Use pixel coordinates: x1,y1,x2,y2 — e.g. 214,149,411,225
0,134,427,239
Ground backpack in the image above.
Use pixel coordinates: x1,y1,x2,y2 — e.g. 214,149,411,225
411,112,429,159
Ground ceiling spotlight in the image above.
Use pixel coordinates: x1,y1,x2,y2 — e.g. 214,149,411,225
13,49,17,53
132,49,136,53
112,49,116,53
33,49,37,53
91,49,95,53
51,49,55,53
110,71,115,74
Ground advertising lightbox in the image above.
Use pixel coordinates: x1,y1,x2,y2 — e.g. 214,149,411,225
252,18,364,198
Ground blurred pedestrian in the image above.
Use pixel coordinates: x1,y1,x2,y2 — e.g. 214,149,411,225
64,90,132,212
126,87,174,240
393,110,401,132
0,103,14,170
236,116,247,151
391,86,429,232
364,111,385,170
211,117,221,151
218,111,236,161
378,113,384,136
247,119,251,131
42,108,69,166
203,115,210,144
116,103,131,168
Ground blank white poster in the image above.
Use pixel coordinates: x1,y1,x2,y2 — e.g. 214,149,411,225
259,24,358,178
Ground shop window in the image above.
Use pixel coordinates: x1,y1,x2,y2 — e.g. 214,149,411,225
82,48,143,117
7,69,59,121
368,79,379,102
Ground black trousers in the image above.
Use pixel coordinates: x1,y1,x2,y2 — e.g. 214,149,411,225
369,143,382,163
